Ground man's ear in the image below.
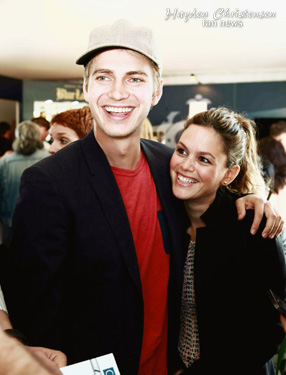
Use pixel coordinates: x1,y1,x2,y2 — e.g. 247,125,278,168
83,80,89,103
151,79,163,107
221,165,240,186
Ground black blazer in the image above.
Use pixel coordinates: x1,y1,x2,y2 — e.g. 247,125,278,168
3,132,187,375
182,190,286,375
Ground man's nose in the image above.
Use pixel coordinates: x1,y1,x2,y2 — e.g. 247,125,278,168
107,81,129,101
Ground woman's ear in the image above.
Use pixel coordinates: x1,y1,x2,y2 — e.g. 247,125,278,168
221,165,240,186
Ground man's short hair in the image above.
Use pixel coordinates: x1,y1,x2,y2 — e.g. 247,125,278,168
31,117,50,130
269,120,286,137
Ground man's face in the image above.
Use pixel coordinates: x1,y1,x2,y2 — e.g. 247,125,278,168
83,48,162,141
39,126,49,142
274,133,286,153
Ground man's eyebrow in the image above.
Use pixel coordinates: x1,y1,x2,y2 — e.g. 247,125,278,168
91,69,148,77
126,71,148,77
91,69,113,76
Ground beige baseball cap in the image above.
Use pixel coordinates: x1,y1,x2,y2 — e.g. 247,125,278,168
76,19,162,73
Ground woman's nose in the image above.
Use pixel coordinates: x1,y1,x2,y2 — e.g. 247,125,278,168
181,157,195,171
49,142,58,154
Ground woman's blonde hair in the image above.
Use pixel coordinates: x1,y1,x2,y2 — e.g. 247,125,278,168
13,121,43,155
141,118,154,140
182,107,264,194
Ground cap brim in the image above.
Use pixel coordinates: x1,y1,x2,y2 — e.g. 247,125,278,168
76,44,160,68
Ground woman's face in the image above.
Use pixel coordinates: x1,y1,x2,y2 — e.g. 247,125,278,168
49,123,79,154
170,124,232,205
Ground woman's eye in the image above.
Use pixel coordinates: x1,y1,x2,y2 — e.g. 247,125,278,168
60,139,69,145
176,147,187,156
199,156,210,164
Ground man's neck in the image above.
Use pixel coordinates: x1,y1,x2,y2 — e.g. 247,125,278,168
95,130,141,170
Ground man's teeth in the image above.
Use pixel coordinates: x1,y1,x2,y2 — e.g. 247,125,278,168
178,175,197,184
105,106,132,113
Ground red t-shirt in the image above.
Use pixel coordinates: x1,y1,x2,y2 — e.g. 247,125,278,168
112,152,170,375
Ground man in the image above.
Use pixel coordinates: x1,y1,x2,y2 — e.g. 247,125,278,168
31,116,51,150
269,120,286,152
3,20,282,375
0,122,12,157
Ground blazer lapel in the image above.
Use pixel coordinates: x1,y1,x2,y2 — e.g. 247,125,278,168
80,132,142,294
141,140,189,288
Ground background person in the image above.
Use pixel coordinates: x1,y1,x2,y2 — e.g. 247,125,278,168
0,121,49,246
141,117,154,140
258,136,286,223
170,107,286,375
49,106,94,154
269,120,286,153
31,116,51,151
258,136,286,254
0,122,12,158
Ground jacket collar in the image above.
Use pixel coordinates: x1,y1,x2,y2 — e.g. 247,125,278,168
80,131,142,294
194,189,242,285
80,133,188,292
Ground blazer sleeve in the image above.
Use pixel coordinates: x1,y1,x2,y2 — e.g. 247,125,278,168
3,164,70,349
239,214,286,370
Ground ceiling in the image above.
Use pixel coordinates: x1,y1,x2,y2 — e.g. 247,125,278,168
0,0,286,84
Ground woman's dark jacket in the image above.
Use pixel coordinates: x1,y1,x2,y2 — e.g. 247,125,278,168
182,189,286,375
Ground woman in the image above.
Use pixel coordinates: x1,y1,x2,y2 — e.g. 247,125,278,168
49,106,94,154
171,107,286,375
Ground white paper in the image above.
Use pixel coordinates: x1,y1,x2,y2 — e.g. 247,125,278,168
60,360,94,375
60,353,121,375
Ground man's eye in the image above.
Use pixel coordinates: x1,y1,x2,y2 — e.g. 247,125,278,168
176,147,187,156
96,76,109,81
130,77,142,82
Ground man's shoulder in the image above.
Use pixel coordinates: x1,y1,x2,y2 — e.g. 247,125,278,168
140,139,174,158
26,140,83,176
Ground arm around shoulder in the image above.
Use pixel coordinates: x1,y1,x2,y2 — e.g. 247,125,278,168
235,194,283,238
